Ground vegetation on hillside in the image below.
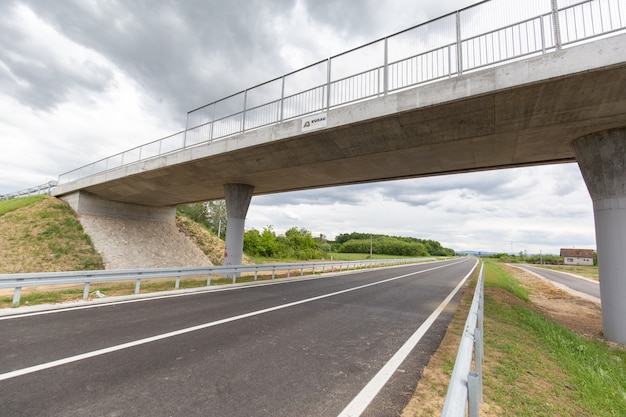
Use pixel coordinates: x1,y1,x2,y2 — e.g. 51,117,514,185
175,214,226,265
0,196,104,273
334,232,455,257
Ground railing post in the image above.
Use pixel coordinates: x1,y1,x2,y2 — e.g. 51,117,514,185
551,0,562,50
383,37,389,95
135,279,141,294
83,282,90,300
280,76,286,122
210,103,216,142
242,89,248,132
326,58,332,111
183,112,190,148
456,11,463,75
175,275,181,289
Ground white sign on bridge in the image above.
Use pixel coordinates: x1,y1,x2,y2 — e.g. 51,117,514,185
301,113,327,132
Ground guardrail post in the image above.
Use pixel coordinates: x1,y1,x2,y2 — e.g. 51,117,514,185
207,274,211,286
474,327,484,402
12,287,22,307
300,267,304,276
83,282,90,300
468,371,480,417
134,279,141,294
175,275,181,289
272,267,276,280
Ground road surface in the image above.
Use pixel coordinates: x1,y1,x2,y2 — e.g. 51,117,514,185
513,264,600,302
0,257,477,417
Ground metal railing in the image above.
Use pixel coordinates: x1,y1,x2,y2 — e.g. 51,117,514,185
0,258,434,307
0,181,58,201
441,261,485,417
55,0,626,186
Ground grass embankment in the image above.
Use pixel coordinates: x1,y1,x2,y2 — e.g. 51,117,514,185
0,195,103,274
404,259,625,417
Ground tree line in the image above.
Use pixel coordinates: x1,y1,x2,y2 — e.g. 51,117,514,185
177,202,455,260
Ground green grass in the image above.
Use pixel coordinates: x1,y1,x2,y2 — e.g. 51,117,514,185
482,260,626,416
0,195,46,216
484,258,531,302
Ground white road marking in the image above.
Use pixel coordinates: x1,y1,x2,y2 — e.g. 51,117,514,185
0,260,444,321
0,260,468,382
337,258,478,417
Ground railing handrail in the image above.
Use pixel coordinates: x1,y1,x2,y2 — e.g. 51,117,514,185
441,261,485,417
0,181,58,201
46,0,624,188
1,257,437,307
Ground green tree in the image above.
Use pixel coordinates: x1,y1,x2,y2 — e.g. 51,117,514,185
205,200,227,239
177,203,209,228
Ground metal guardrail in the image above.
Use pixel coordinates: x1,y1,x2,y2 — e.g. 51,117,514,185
0,258,434,307
55,0,626,186
0,181,58,201
441,261,485,417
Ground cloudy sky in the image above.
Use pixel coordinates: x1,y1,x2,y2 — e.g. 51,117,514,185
0,0,596,254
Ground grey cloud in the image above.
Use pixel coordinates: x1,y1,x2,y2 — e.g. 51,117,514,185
0,2,114,111
253,184,371,206
18,0,297,124
12,0,471,124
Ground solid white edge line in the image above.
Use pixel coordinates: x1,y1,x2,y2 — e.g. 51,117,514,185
337,258,478,417
0,259,468,382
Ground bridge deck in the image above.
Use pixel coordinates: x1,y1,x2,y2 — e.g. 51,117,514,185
52,33,626,206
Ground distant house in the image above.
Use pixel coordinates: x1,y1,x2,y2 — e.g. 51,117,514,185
560,248,595,266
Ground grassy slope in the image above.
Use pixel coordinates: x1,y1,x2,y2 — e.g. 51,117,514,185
404,259,625,417
0,196,104,273
175,214,226,265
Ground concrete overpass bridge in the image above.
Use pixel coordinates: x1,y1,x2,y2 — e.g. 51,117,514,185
52,0,626,343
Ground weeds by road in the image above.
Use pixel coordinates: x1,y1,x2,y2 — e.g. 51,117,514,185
403,259,625,417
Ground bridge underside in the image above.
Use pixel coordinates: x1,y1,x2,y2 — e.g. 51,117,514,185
53,34,626,206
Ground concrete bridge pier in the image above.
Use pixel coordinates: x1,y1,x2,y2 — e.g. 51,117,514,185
573,127,626,345
223,184,254,268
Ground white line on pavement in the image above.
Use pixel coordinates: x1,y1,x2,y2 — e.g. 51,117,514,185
337,258,478,417
0,259,468,382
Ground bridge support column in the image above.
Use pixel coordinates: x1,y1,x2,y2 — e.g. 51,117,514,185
573,127,626,345
223,184,254,268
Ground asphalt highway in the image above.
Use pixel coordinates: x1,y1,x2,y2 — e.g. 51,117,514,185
0,257,477,417
513,264,600,301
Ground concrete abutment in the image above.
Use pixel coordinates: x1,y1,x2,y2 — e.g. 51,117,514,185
60,191,212,270
573,127,626,345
